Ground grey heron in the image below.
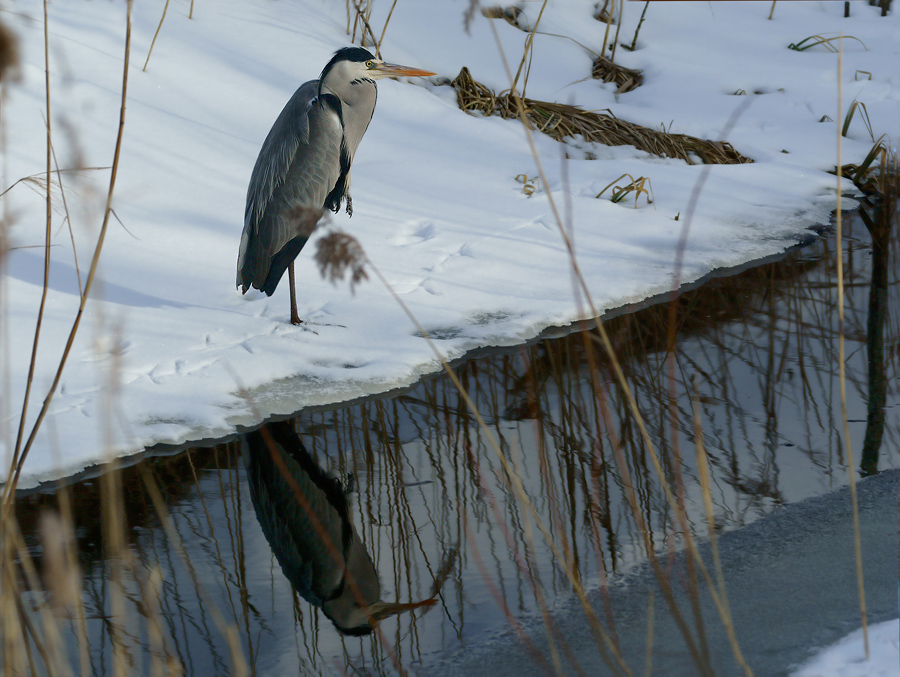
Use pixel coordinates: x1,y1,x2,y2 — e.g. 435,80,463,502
236,47,435,324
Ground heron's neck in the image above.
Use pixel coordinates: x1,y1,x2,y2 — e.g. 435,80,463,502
321,78,377,158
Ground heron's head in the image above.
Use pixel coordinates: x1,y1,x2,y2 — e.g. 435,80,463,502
321,47,435,88
324,594,438,636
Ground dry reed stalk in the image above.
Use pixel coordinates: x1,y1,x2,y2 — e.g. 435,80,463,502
144,0,171,72
835,37,869,660
691,384,753,676
349,0,380,53
364,234,634,676
137,463,250,676
609,0,624,63
54,483,91,675
376,0,400,56
598,0,613,56
49,145,83,296
2,0,135,503
479,19,745,675
461,515,558,675
5,520,53,672
643,590,654,677
449,67,751,165
659,97,755,675
512,0,548,97
627,1,649,52
483,16,712,672
8,0,55,513
501,400,569,675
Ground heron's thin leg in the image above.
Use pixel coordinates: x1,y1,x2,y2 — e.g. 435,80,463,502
288,261,301,325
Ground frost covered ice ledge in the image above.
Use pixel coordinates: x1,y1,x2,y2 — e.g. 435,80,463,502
2,0,898,487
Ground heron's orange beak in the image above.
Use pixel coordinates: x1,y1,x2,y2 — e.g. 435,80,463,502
374,62,436,78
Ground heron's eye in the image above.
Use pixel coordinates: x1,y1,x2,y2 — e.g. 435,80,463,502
365,60,374,68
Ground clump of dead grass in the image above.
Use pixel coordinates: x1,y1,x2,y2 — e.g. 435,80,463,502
592,55,643,93
449,67,752,165
839,135,897,195
596,172,654,207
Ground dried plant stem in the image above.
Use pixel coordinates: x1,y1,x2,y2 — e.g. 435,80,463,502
8,0,54,509
376,0,399,56
3,0,134,506
137,465,249,676
644,591,654,677
609,0,624,63
367,255,632,676
512,0,548,97
661,98,753,675
50,143,82,295
486,19,757,676
351,0,379,52
691,384,752,675
835,36,868,659
144,0,171,72
484,19,705,670
600,2,613,56
629,2,649,51
55,484,91,675
461,516,557,674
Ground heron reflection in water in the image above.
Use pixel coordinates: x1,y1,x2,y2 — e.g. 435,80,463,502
242,420,445,635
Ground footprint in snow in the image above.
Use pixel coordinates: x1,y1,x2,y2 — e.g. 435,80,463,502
392,221,438,246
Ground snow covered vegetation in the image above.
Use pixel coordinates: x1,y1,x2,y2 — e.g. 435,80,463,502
2,0,898,491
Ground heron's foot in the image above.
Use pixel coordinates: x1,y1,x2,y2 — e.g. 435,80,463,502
345,195,353,217
290,313,303,326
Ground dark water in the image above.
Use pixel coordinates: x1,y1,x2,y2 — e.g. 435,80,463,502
13,201,899,676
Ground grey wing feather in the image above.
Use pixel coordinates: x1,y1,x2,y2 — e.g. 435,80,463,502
237,80,344,291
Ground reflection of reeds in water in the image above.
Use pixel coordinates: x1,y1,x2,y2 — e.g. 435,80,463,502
9,198,895,674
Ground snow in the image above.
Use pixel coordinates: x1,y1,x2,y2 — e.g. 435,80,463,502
791,618,900,677
2,0,899,493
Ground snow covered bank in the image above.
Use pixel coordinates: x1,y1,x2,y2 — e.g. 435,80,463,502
791,618,900,677
3,1,899,487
